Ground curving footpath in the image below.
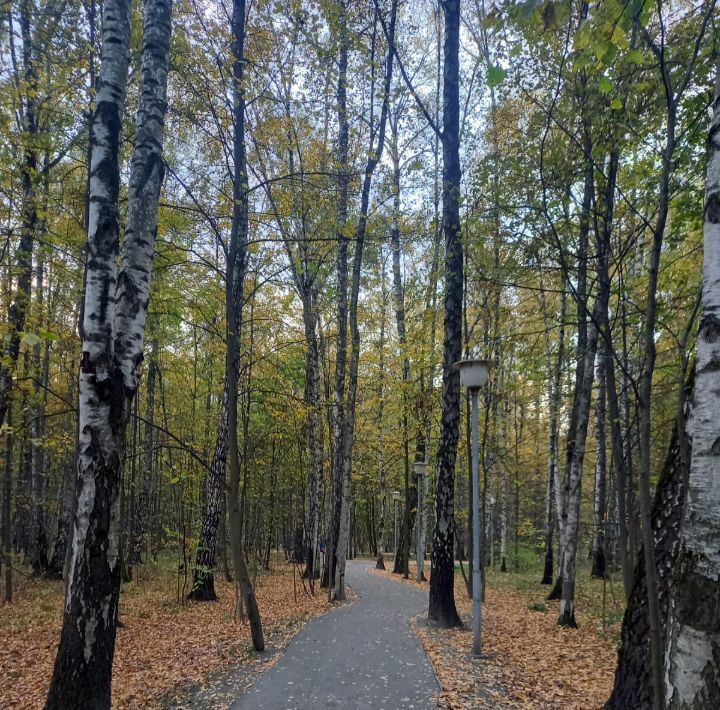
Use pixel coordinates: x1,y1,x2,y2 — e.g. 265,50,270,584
231,559,439,709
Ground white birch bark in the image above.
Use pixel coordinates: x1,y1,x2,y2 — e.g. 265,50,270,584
46,0,132,704
47,0,172,704
665,70,720,710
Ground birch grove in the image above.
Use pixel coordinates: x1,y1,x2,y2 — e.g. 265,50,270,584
0,0,718,706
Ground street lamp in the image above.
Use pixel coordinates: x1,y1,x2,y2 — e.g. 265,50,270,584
454,359,490,657
414,461,430,582
392,490,402,555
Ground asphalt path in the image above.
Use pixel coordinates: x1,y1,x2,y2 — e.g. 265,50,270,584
231,559,439,709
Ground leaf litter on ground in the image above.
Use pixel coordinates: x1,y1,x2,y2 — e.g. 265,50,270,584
373,562,619,709
0,560,332,709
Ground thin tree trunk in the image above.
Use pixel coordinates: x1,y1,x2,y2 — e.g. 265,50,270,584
376,252,387,570
333,0,396,600
3,404,12,603
0,0,38,431
30,240,49,575
326,0,350,595
592,346,608,579
558,302,600,627
225,0,263,652
302,295,323,581
388,123,414,579
134,336,157,564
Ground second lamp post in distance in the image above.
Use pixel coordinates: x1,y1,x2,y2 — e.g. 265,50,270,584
414,460,429,582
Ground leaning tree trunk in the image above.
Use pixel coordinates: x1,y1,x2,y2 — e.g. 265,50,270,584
46,0,172,705
664,70,720,709
428,0,463,629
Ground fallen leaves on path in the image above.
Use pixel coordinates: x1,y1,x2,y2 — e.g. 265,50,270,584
373,564,617,709
0,562,331,709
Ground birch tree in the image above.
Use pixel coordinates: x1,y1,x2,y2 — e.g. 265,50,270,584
225,0,264,651
332,0,397,601
46,0,173,703
428,0,463,628
664,64,720,710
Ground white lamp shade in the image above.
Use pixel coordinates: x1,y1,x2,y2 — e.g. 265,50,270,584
413,461,430,478
391,490,402,502
454,359,490,389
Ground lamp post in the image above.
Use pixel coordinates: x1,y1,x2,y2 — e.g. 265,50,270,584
392,490,402,555
454,359,490,657
414,461,430,582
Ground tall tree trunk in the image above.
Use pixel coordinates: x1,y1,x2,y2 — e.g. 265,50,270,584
388,126,414,579
30,240,49,574
225,0,264,652
664,68,720,709
326,0,350,594
547,129,593,602
591,345,608,579
333,0,396,600
376,252,387,570
558,302,600,627
134,336,157,565
46,0,171,703
3,404,12,602
0,0,39,431
499,402,509,573
302,296,323,581
428,0,462,628
55,0,97,586
541,287,565,585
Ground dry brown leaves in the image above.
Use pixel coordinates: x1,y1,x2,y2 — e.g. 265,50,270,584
0,563,331,709
373,564,617,709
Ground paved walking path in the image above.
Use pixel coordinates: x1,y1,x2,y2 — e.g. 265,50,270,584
231,559,439,709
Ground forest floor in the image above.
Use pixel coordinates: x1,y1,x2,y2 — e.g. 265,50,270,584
373,560,622,709
0,557,331,709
